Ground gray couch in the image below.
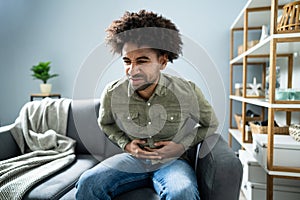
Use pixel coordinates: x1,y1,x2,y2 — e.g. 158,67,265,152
0,99,242,200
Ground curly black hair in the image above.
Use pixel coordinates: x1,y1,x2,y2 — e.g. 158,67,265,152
105,10,182,62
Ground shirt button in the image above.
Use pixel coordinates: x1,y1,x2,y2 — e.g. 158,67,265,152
148,121,152,125
147,102,151,106
170,116,174,120
127,116,130,120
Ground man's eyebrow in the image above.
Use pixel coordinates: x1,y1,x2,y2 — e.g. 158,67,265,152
122,56,150,61
136,56,150,60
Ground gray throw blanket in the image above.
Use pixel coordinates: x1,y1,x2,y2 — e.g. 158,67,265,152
0,98,76,200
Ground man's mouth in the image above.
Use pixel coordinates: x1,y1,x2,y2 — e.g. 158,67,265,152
130,77,142,81
128,75,144,83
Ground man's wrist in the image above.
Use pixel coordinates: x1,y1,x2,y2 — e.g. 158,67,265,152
124,142,131,152
119,139,131,151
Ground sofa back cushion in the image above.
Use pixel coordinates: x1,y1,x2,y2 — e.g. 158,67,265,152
67,99,122,157
0,127,21,161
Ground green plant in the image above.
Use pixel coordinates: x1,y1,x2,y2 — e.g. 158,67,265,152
31,61,58,84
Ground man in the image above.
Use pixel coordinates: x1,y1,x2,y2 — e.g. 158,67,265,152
76,10,218,200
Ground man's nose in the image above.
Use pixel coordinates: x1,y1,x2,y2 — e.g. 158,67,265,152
128,63,140,76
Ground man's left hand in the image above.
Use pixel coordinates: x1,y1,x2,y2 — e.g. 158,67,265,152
144,141,185,160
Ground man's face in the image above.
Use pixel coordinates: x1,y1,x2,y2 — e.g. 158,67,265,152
122,42,167,91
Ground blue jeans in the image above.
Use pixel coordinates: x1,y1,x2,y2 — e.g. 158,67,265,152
75,153,200,200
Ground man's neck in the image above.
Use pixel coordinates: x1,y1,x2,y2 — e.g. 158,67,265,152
137,82,158,100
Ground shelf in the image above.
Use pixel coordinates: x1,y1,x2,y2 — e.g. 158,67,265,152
230,1,300,198
231,37,271,64
268,170,300,178
229,129,300,178
230,34,300,64
230,95,300,108
232,9,271,29
229,128,253,153
231,0,292,29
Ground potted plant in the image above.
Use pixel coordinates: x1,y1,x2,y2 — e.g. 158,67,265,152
31,61,59,94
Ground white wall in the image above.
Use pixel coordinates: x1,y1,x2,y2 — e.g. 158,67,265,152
0,0,246,141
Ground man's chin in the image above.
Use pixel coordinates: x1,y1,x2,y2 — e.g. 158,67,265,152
131,83,153,91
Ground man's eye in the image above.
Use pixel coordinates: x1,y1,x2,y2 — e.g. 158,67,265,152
136,60,148,64
124,60,131,65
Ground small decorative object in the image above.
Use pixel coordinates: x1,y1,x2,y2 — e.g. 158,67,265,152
275,88,300,101
234,83,248,96
249,77,262,96
237,40,259,55
260,25,269,42
275,88,290,100
246,110,260,118
234,83,243,96
234,81,264,97
265,66,280,99
289,124,300,142
31,61,59,94
294,89,300,100
277,1,300,33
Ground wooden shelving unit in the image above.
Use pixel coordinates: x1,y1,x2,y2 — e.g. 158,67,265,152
229,0,300,199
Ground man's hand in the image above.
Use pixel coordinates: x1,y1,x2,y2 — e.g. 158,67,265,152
145,141,185,160
125,139,161,160
125,140,185,160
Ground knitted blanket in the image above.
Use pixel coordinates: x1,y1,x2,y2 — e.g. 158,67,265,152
0,98,76,200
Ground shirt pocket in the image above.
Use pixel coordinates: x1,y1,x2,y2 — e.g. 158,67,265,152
117,112,140,134
158,112,182,139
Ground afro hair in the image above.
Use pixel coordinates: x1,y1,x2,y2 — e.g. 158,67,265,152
105,10,182,62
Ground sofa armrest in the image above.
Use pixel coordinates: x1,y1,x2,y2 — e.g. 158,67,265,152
196,134,242,200
0,125,21,161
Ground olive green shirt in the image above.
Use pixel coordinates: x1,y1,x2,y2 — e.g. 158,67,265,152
98,73,219,151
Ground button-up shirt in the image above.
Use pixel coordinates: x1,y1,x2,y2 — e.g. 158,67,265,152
98,73,219,152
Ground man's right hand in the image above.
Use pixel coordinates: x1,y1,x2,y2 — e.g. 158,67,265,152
125,139,162,160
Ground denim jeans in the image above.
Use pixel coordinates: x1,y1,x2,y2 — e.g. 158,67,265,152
75,153,200,200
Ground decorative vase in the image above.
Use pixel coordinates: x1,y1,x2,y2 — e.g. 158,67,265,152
40,83,52,94
265,66,280,99
260,25,269,42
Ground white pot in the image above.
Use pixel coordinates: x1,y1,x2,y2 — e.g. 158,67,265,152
40,83,52,94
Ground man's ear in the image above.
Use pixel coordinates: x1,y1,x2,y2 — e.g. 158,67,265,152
159,54,168,70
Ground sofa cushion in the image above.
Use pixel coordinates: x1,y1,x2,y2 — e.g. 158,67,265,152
67,99,106,155
60,186,160,200
23,154,100,200
114,188,160,200
67,99,123,158
59,187,77,200
0,127,21,160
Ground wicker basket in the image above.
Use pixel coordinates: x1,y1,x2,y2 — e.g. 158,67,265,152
289,124,300,142
249,122,289,135
234,114,262,142
277,1,300,33
234,114,262,131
